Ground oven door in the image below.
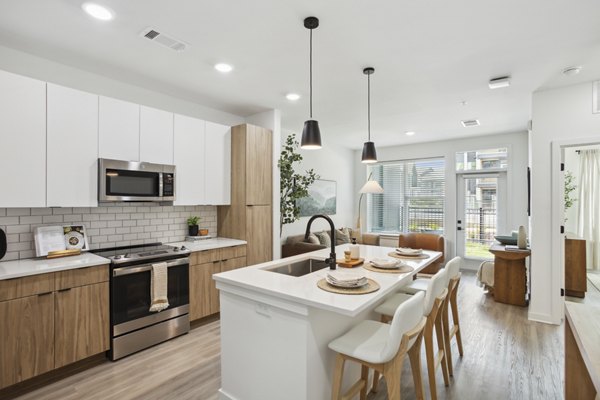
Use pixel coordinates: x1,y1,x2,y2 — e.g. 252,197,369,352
111,258,189,336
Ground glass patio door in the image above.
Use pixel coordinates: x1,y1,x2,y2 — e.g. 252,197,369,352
456,173,507,260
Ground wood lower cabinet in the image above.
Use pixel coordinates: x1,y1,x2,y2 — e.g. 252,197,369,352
0,292,55,388
565,238,587,298
54,282,109,368
189,246,246,321
0,265,109,390
246,205,272,265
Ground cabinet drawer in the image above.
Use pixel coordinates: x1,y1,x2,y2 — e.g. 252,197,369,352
0,273,55,302
220,245,246,261
55,265,109,291
222,256,246,271
194,249,220,265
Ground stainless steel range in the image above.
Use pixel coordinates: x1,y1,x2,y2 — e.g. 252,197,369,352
93,243,191,360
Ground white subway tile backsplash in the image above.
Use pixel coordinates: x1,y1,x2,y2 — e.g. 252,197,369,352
0,204,217,260
42,215,63,224
7,208,31,216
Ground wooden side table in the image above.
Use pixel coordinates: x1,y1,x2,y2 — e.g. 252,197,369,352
489,244,531,306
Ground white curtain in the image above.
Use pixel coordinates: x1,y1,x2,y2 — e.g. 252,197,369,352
577,149,600,270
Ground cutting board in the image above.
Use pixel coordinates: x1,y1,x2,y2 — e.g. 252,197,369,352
336,258,365,268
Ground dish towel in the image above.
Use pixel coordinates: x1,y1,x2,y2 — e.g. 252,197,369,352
149,262,169,312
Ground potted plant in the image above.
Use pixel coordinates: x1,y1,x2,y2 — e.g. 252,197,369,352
187,216,200,236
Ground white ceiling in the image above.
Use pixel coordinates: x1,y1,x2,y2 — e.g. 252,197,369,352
1,0,600,149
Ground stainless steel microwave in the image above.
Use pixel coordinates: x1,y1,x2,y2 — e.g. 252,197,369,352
98,158,175,202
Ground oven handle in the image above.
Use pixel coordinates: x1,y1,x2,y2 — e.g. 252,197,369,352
112,258,189,277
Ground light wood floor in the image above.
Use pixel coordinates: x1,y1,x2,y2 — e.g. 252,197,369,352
12,273,570,400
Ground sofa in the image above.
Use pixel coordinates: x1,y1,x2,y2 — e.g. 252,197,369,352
281,228,380,258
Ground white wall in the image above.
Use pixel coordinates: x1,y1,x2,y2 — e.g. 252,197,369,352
245,110,282,260
531,81,600,324
0,44,245,126
280,133,355,241
353,131,529,270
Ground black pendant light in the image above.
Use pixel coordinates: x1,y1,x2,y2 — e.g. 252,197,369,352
361,67,377,163
301,17,322,150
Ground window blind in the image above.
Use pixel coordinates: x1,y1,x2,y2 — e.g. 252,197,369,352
367,157,445,234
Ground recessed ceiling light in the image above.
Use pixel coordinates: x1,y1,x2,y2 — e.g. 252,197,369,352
488,76,511,89
286,93,301,101
405,131,416,136
562,66,582,76
81,2,114,21
214,63,233,73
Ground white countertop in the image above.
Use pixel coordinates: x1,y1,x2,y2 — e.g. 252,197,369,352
167,237,247,252
214,244,441,317
0,252,110,280
0,237,247,281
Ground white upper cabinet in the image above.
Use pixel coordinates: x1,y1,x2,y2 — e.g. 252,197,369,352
140,106,174,165
173,114,205,205
204,121,231,205
99,96,140,162
0,70,46,207
47,84,99,207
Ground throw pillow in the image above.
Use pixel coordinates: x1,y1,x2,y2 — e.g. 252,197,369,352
335,228,352,245
314,231,331,247
306,233,320,244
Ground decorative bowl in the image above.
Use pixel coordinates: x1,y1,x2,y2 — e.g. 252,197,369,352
494,235,518,245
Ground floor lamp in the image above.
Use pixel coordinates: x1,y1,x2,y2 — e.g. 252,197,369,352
356,176,384,235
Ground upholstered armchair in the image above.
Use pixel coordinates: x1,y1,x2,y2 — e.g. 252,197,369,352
398,233,445,274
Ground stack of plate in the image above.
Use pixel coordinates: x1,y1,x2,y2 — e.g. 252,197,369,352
326,271,368,288
370,258,405,269
395,247,423,256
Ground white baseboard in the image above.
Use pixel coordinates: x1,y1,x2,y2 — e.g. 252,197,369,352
528,311,561,325
218,389,237,400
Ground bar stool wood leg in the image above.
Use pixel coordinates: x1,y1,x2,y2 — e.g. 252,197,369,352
383,354,404,400
408,336,425,400
451,281,464,357
442,296,454,377
331,354,345,400
435,316,450,386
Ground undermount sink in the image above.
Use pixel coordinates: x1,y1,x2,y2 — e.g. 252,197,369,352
263,258,329,277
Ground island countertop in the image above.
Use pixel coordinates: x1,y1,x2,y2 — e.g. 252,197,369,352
214,244,441,317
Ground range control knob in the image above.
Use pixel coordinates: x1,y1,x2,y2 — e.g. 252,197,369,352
114,255,122,260
173,247,180,251
180,246,188,251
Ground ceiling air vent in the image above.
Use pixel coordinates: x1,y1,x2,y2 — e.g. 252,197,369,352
461,119,480,127
140,28,188,52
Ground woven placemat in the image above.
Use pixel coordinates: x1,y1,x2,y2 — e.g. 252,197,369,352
388,252,430,260
317,278,380,295
363,262,414,274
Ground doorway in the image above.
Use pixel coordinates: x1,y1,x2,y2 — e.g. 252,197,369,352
457,172,507,260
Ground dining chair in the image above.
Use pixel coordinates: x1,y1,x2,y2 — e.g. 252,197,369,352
328,291,427,400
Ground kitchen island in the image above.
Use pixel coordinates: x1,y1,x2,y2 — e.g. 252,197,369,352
213,244,441,400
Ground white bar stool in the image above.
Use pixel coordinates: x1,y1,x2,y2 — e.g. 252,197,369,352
328,291,427,400
375,268,450,400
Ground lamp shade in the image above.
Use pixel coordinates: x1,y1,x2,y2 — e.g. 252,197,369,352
360,180,384,194
361,141,377,163
301,120,322,149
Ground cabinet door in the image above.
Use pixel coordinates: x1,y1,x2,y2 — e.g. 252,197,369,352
173,114,205,205
190,261,219,321
47,84,99,207
99,96,140,162
246,205,272,265
0,70,46,207
204,121,231,205
54,282,109,368
245,125,272,205
140,106,174,164
0,293,54,389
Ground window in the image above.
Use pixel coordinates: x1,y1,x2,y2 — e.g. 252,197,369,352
455,148,508,171
367,158,445,234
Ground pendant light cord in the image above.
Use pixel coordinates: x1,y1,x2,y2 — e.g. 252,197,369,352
309,28,313,119
367,73,371,141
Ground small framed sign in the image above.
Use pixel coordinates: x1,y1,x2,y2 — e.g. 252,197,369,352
34,224,89,257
